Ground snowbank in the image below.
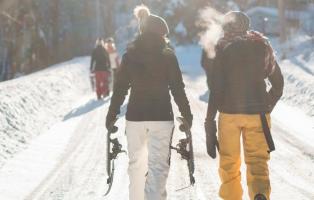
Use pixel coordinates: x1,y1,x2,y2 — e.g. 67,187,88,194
279,59,314,116
0,57,90,168
270,34,314,117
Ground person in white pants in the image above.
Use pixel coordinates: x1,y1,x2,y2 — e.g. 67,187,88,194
126,121,174,200
106,5,192,200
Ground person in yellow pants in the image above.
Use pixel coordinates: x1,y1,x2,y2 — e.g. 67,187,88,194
218,113,271,200
204,11,284,200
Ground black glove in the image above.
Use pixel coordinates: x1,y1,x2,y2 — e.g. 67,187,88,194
179,115,193,132
106,112,118,133
205,119,219,159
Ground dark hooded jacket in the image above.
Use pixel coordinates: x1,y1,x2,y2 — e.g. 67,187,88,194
90,45,111,71
107,33,192,122
207,38,284,119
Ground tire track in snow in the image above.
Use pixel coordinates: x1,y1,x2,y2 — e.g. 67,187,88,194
269,123,314,199
32,96,129,200
70,113,108,199
26,99,102,200
185,75,221,200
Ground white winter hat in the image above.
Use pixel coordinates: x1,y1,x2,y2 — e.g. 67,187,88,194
134,5,169,36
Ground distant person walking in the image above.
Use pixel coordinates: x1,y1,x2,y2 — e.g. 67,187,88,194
205,11,284,200
105,37,120,89
106,5,192,200
90,38,111,99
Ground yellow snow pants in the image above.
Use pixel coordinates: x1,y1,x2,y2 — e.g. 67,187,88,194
218,113,271,200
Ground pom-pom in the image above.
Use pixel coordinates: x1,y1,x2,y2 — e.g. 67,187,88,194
134,4,150,20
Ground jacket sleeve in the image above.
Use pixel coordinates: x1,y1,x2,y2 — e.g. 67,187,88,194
206,51,224,121
267,62,284,111
107,53,130,117
167,51,193,121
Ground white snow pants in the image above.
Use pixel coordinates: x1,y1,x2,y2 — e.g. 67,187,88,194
126,120,174,200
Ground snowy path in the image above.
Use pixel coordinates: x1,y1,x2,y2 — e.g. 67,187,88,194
0,62,314,199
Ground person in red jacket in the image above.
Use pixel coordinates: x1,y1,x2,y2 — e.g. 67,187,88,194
90,38,111,99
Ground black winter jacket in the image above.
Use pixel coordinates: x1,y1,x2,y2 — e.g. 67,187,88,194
90,46,111,71
107,33,192,122
207,39,284,119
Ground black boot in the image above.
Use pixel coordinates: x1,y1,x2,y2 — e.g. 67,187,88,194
254,194,267,200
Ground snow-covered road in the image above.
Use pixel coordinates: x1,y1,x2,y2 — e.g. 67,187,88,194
1,74,313,199
0,46,313,200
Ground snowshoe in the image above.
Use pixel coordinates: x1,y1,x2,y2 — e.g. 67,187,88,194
171,117,195,188
104,119,126,196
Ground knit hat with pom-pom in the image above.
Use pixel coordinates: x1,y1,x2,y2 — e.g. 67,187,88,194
134,5,169,36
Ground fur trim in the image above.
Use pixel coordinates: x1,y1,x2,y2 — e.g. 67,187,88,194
134,4,150,20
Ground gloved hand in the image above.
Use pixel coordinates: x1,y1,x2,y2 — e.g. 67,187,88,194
179,115,193,132
106,112,118,133
205,119,219,159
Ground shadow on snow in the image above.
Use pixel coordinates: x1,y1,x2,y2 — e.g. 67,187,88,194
63,98,110,121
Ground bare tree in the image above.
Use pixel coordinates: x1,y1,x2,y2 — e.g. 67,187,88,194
0,0,18,13
102,0,115,37
51,0,60,61
278,0,286,43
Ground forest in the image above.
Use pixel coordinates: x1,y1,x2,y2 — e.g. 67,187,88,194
0,0,313,81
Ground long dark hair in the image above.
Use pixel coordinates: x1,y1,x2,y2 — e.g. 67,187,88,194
95,38,105,49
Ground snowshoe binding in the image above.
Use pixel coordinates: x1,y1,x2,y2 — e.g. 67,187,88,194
104,119,126,196
171,117,195,189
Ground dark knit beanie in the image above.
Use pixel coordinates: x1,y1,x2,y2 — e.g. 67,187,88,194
223,11,250,34
140,14,169,36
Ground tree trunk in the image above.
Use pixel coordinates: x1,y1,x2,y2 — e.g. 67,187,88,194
51,0,59,62
102,0,115,38
278,0,286,43
0,0,18,13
